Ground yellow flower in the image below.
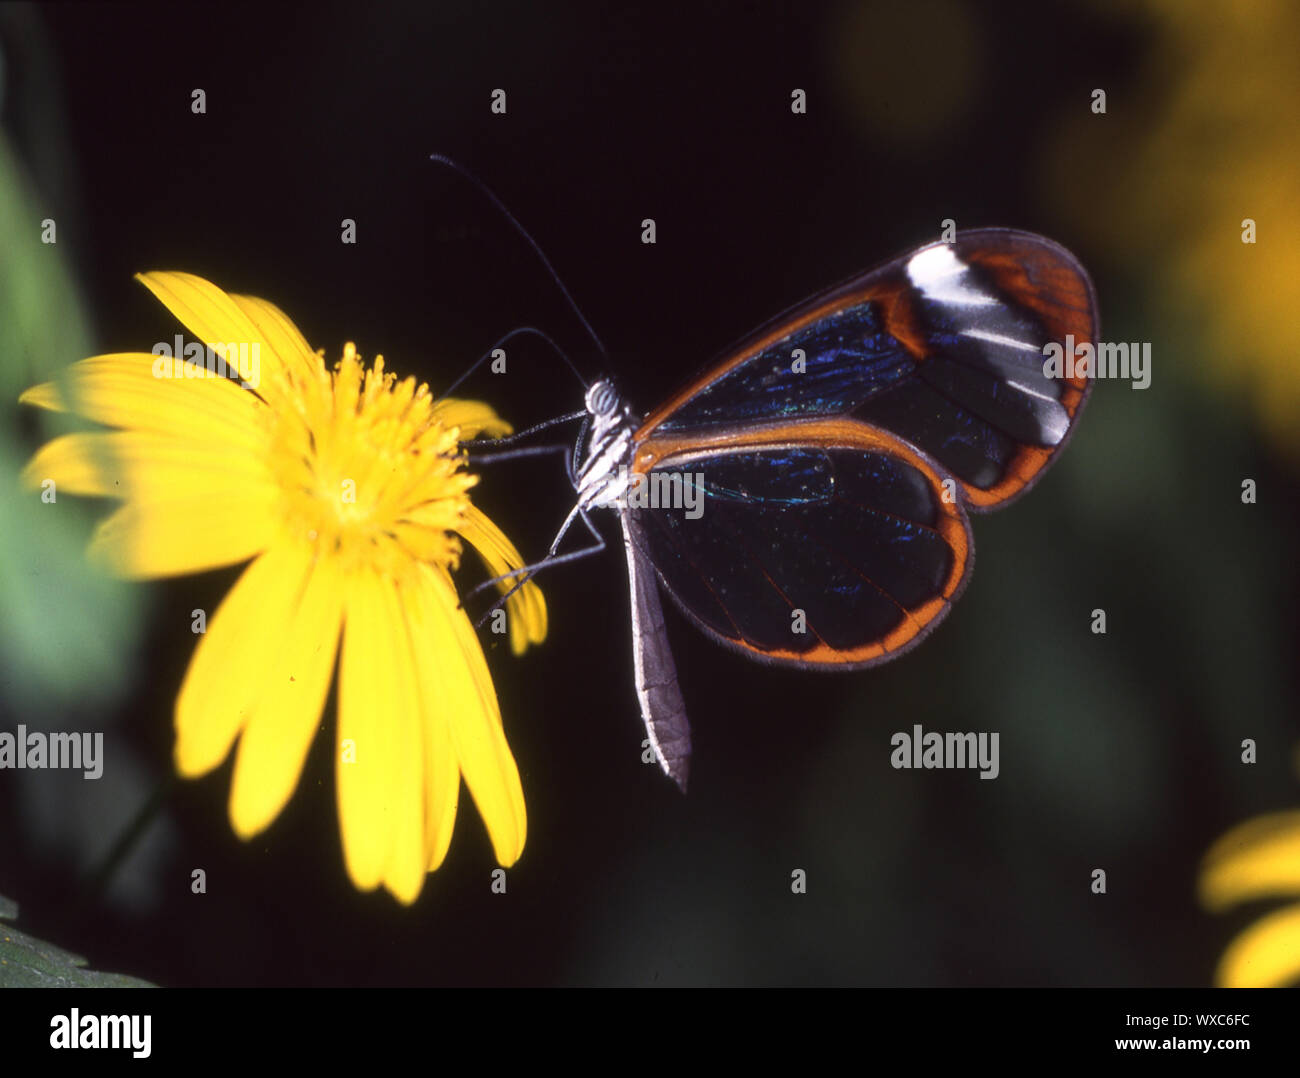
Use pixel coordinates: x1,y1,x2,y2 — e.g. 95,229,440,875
1200,794,1300,987
19,272,546,904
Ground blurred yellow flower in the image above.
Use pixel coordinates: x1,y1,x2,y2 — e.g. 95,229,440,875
1046,0,1300,457
19,272,545,903
1200,769,1300,987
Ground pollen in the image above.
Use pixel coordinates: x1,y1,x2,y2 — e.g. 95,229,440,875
269,342,478,577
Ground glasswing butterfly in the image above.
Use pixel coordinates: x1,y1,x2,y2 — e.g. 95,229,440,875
441,158,1097,794
558,230,1096,791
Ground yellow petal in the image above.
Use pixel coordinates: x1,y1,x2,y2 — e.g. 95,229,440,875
227,291,320,403
460,504,547,655
134,272,303,400
432,398,512,441
228,293,317,369
23,431,275,501
20,353,269,458
87,488,281,578
406,588,461,875
175,541,315,777
1199,811,1300,912
337,569,427,903
415,564,526,866
1214,902,1300,988
228,553,344,838
420,687,460,874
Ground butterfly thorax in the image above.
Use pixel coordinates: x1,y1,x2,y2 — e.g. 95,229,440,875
576,379,638,511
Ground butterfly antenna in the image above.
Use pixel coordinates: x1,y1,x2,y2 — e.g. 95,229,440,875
430,153,611,368
436,324,587,406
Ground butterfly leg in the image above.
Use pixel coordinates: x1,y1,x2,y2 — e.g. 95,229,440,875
468,504,608,627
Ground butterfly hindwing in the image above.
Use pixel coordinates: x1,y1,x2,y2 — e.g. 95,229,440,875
626,422,972,669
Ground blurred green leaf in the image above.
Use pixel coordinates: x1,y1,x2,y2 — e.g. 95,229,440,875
0,131,143,712
0,135,91,399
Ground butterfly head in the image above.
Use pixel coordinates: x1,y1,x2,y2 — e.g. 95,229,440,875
584,379,622,419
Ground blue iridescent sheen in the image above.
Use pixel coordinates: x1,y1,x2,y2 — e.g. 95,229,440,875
655,302,914,432
694,448,834,505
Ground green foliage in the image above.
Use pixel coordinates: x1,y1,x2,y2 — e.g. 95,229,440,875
0,133,143,712
0,894,154,987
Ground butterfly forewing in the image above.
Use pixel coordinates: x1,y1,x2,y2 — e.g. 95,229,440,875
636,229,1096,511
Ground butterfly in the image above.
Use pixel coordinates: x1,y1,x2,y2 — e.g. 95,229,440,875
535,229,1098,791
455,208,1097,792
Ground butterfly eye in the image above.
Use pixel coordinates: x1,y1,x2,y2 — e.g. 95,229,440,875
585,379,619,417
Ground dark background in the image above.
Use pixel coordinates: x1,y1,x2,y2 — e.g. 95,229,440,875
1,1,1297,985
